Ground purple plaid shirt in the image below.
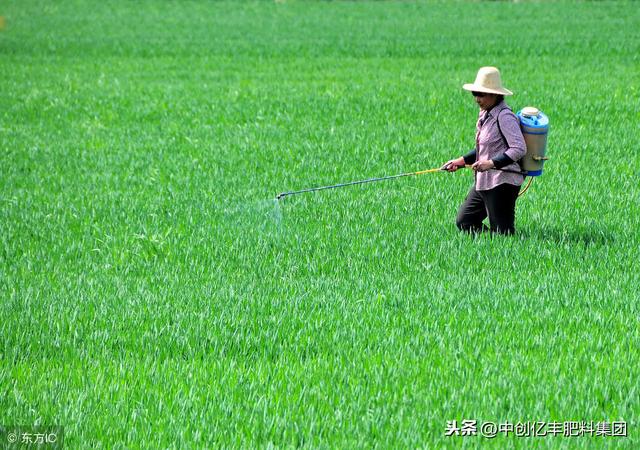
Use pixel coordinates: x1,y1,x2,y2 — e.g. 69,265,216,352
473,101,526,191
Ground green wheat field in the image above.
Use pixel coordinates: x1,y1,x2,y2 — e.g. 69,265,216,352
1,0,639,448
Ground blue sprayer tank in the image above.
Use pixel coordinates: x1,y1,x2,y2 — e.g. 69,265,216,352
516,107,549,176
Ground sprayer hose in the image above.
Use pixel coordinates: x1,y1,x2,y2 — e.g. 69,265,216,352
518,177,534,197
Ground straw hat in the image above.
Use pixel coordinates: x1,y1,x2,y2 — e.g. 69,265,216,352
463,66,513,96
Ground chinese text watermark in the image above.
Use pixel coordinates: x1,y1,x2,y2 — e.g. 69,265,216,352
445,419,627,438
1,426,64,448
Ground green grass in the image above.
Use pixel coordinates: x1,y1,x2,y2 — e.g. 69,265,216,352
1,0,639,448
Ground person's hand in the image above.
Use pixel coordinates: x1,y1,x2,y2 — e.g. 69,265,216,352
472,160,495,172
441,157,465,172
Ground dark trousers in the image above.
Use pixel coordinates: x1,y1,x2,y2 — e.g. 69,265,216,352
456,183,520,235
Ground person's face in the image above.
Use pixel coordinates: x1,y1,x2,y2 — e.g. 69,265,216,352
472,91,498,110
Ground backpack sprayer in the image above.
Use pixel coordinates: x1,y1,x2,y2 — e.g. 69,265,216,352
276,107,549,201
517,107,549,176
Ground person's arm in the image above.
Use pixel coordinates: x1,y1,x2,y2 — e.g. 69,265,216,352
491,152,514,169
491,112,526,168
462,148,477,165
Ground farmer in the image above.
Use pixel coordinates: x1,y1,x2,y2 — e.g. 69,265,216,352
442,66,526,235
